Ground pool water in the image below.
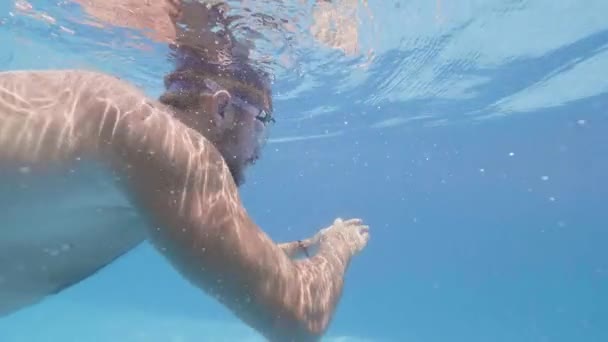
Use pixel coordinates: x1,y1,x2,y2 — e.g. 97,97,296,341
0,0,607,341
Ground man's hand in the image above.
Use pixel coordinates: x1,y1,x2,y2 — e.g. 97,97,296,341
314,218,370,256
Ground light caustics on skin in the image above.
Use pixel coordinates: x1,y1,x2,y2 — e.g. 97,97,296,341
0,69,369,341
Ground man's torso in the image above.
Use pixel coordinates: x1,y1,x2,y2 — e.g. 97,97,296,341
0,70,152,316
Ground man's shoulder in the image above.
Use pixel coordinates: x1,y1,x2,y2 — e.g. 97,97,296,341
0,68,106,78
0,69,151,103
0,69,130,89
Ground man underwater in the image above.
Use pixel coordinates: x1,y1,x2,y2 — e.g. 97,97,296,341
0,1,370,341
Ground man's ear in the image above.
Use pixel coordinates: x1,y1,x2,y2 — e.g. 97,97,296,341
209,90,231,125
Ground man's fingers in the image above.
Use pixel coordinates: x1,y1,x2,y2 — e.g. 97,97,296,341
343,218,363,226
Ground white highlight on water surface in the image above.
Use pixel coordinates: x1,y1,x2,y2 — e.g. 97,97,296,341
370,114,432,129
268,131,343,144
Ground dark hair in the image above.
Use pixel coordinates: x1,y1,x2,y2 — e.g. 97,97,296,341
160,46,273,116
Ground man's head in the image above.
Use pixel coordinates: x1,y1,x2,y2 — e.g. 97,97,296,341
159,63,273,186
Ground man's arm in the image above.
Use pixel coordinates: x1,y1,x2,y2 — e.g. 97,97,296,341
98,75,369,340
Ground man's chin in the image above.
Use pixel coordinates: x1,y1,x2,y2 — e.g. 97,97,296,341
233,171,246,187
224,151,261,187
226,160,247,187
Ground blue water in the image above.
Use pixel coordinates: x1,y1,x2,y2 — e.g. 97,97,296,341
1,0,607,341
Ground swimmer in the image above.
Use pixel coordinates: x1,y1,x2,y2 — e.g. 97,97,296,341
0,1,370,341
0,68,369,342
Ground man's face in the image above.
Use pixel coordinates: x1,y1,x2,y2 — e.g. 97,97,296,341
204,87,272,186
161,76,273,186
219,103,269,185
